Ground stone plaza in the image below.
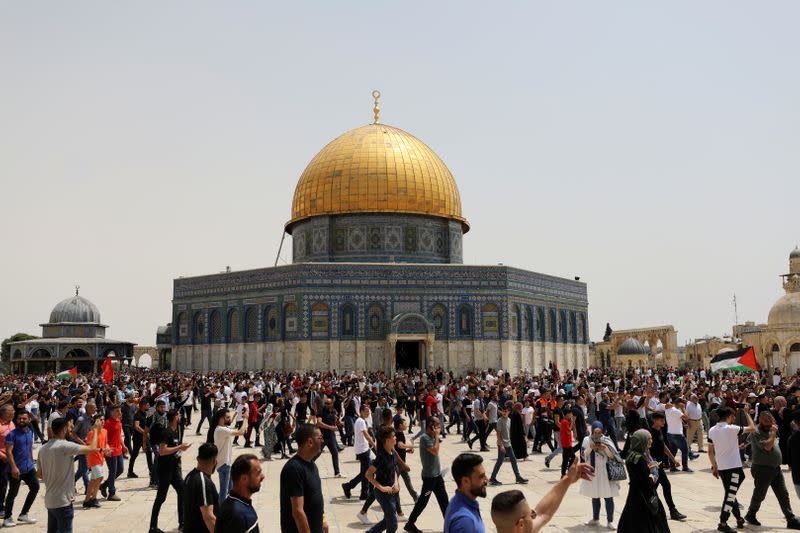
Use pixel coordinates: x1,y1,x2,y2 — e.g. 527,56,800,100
22,417,800,533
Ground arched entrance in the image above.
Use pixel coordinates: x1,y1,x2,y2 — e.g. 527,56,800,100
389,313,435,374
64,348,94,374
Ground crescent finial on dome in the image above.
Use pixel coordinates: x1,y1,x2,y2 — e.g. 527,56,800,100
372,90,381,124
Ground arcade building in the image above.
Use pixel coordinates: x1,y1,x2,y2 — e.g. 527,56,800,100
166,96,589,375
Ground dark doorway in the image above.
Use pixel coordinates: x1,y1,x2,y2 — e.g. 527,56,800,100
396,341,420,370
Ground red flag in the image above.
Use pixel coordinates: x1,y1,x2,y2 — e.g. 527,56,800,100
101,356,113,384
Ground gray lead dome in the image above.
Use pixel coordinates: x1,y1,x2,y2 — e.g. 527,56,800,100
618,337,649,355
49,295,101,324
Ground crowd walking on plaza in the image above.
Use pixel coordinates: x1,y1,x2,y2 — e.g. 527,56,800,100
1,363,800,532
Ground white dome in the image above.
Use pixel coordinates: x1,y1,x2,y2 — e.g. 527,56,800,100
768,292,800,328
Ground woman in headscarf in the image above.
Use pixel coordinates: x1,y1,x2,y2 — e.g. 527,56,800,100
772,395,792,464
509,402,528,460
617,429,670,533
579,421,623,529
259,403,277,460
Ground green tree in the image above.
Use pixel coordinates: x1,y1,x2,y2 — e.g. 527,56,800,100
1,333,38,362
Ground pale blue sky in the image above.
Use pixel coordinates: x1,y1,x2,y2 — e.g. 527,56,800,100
1,2,798,347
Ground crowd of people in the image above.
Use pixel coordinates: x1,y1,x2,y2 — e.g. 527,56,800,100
0,364,800,532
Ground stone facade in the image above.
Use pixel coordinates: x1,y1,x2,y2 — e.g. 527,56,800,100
171,263,588,375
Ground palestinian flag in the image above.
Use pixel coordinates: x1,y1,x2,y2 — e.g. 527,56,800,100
710,346,759,373
56,367,78,380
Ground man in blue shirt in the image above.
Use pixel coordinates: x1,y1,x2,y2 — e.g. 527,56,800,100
4,410,39,527
216,454,263,533
444,453,487,533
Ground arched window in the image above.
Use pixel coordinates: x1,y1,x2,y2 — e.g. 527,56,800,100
510,305,521,339
569,311,577,343
482,303,499,338
209,311,223,343
311,303,329,337
524,307,533,340
559,310,568,343
367,304,384,339
177,312,188,344
431,304,448,339
245,307,259,341
194,312,206,344
579,313,587,343
548,309,557,342
458,304,473,336
265,306,278,339
792,343,800,353
536,307,544,341
341,303,356,338
283,304,297,339
228,309,241,343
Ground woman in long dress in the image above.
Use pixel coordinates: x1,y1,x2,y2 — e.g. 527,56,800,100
617,429,670,533
510,402,528,460
260,404,276,460
579,421,622,529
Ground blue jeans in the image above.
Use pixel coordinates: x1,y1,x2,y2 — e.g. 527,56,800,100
592,497,614,522
367,490,398,533
47,504,74,533
322,431,340,475
491,445,522,480
218,464,232,503
344,451,372,498
667,434,691,470
74,454,88,490
105,455,124,495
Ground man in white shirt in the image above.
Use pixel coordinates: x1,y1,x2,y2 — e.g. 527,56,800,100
213,409,247,503
708,406,756,533
341,404,374,500
665,399,694,472
686,394,705,453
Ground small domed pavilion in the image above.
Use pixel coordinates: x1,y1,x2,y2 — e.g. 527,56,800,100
8,289,135,374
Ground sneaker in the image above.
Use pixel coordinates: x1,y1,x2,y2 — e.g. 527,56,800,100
16,515,36,524
717,524,736,533
88,499,101,508
341,483,352,499
107,494,121,501
516,477,529,484
736,517,745,529
606,522,616,530
396,514,408,523
357,512,372,525
787,517,800,530
127,472,139,478
682,468,693,473
585,519,599,527
404,524,423,533
334,473,344,478
670,510,687,521
544,457,551,468
489,478,502,486
3,517,16,527
743,514,760,526
148,483,159,490
99,483,108,498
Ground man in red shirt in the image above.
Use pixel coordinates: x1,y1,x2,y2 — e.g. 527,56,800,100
559,408,576,477
100,405,128,501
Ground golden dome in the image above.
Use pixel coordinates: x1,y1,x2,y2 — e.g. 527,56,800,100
287,123,468,232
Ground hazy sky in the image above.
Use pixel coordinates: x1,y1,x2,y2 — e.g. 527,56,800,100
2,2,798,347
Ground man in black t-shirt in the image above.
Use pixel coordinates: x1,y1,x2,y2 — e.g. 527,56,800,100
649,412,687,521
280,424,325,533
184,443,219,533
